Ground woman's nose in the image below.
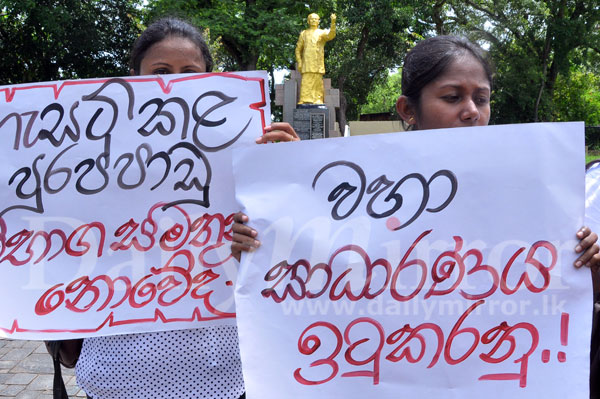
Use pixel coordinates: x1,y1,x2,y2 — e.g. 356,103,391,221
461,99,480,121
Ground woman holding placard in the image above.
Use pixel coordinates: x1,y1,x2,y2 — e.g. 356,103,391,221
394,35,598,267
231,33,600,398
73,16,298,399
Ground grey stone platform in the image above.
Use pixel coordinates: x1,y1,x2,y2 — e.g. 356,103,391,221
0,339,86,398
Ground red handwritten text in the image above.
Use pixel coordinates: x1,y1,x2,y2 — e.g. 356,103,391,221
294,301,541,387
262,230,557,303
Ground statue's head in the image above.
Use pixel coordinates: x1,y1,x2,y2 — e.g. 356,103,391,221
307,13,320,27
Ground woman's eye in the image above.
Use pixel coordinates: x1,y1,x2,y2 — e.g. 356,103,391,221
152,68,169,74
475,96,490,105
442,95,459,102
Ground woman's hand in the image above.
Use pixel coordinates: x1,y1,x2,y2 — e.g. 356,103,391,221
256,122,300,144
574,226,600,269
231,212,261,262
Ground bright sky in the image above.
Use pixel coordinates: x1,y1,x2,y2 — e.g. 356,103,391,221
273,68,288,84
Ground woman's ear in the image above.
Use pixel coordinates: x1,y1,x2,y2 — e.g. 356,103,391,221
396,95,417,127
129,68,135,76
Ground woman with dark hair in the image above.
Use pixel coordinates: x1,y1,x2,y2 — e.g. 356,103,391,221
232,35,599,269
396,36,600,398
74,16,297,399
395,35,493,131
396,35,600,264
129,17,214,75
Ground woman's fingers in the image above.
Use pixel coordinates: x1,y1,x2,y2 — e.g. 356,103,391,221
233,211,249,224
256,122,300,143
230,212,260,262
574,226,600,268
232,222,259,247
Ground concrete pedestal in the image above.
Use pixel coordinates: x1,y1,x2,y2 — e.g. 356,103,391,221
293,105,329,140
275,71,339,137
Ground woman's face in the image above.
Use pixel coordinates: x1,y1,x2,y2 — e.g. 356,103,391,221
138,36,206,75
400,54,491,130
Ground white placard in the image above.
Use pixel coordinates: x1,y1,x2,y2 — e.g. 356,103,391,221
0,71,269,339
233,122,590,398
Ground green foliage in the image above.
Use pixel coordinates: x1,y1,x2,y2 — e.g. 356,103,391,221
325,0,415,129
488,39,545,124
553,67,600,125
0,0,141,84
359,71,402,116
145,0,331,124
356,0,600,127
146,0,328,71
3,0,599,130
436,0,600,124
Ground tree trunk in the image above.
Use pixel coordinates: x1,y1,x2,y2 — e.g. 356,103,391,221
242,58,258,71
544,1,572,112
534,0,566,121
533,24,553,121
433,0,446,34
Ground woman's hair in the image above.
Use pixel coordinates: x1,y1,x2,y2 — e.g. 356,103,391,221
129,17,214,75
401,35,493,109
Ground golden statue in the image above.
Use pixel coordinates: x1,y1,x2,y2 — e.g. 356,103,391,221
295,13,336,104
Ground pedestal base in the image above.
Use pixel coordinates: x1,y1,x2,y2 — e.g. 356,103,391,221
293,104,330,140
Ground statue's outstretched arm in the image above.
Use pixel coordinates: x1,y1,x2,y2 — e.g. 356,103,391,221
325,13,336,41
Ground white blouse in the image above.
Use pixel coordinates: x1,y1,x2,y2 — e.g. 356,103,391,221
76,326,244,399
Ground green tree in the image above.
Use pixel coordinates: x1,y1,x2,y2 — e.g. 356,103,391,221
147,0,314,71
0,0,141,85
147,1,418,130
359,70,402,116
442,0,600,124
146,0,332,120
325,0,415,131
553,67,600,125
